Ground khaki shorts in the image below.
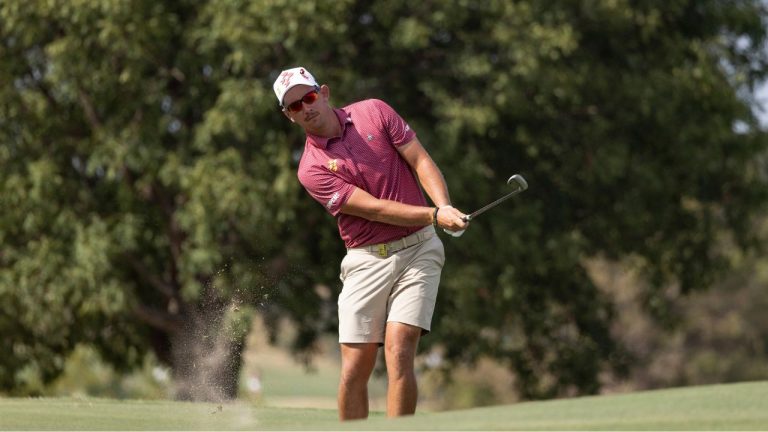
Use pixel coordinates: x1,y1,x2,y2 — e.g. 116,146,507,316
338,226,445,344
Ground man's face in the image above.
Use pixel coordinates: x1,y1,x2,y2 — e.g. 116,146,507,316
282,84,327,130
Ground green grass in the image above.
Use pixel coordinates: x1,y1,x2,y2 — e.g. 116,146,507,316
1,381,766,430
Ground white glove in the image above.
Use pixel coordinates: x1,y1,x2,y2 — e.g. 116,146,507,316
443,228,465,237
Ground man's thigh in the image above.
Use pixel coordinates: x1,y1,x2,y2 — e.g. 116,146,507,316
338,251,396,344
387,236,445,333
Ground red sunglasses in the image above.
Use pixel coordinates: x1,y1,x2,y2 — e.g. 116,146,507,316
283,87,320,113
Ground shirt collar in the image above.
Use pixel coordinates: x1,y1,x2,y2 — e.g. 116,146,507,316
306,108,353,149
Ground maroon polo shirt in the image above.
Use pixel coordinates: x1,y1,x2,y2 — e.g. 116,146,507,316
297,99,428,248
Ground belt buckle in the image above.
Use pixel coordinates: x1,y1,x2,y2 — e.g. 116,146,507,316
378,244,388,257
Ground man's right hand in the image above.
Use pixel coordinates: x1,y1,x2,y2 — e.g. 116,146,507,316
436,205,468,232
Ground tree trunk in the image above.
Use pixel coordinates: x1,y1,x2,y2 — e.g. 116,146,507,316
168,307,245,402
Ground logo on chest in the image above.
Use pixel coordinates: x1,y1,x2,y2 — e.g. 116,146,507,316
366,134,374,141
327,159,338,172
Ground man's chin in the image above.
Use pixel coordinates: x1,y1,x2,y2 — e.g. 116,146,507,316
303,122,323,136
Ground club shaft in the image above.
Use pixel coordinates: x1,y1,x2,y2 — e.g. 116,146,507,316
463,189,524,222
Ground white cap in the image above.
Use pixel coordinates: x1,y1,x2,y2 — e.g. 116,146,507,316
273,67,318,106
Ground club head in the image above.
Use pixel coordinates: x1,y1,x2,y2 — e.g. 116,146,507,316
507,174,528,191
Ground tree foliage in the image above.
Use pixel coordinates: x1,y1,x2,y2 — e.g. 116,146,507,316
1,0,767,400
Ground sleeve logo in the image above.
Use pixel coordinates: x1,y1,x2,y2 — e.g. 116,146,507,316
326,192,340,209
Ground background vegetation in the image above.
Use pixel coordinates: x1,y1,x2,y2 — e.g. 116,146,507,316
2,0,768,406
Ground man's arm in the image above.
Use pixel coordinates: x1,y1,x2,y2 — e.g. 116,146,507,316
340,187,435,226
339,137,468,231
397,138,468,229
396,137,451,207
340,187,467,231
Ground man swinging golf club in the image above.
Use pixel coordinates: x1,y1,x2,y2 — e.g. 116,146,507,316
273,66,468,420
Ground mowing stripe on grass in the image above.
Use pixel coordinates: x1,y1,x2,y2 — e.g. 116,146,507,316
1,381,766,430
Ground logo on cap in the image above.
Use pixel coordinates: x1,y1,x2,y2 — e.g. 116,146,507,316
279,71,294,88
273,66,319,105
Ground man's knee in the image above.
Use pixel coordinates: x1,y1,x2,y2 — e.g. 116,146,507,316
384,325,420,378
340,363,373,387
385,345,415,377
340,343,377,386
385,323,421,351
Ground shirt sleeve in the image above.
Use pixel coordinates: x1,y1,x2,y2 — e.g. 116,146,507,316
297,164,356,217
371,99,416,147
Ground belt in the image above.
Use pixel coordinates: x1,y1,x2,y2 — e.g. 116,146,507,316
349,226,435,258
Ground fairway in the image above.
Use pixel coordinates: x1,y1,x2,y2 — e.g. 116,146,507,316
1,381,766,430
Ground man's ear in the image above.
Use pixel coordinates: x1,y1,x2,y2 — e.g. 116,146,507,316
320,84,331,101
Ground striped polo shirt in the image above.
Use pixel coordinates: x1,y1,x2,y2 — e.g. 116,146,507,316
297,99,428,248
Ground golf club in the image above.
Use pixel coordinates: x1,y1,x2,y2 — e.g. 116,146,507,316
444,174,528,237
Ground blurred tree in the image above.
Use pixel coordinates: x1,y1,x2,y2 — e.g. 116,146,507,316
332,0,768,399
1,0,767,401
0,0,347,400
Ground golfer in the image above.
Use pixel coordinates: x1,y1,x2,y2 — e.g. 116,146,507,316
273,67,468,420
